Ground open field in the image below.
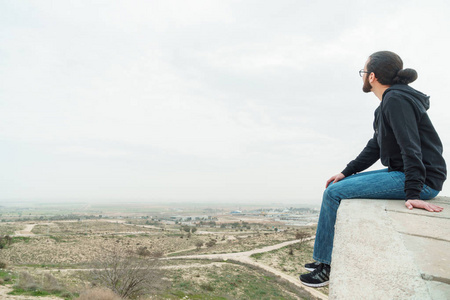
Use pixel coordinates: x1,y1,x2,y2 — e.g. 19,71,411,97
0,201,322,299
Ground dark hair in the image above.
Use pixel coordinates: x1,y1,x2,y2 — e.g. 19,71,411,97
367,51,418,85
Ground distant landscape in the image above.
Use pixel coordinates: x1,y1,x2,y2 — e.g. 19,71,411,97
0,201,325,299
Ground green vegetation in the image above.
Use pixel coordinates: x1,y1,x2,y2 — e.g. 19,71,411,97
11,236,31,243
49,235,68,243
250,252,264,259
8,288,75,299
7,271,76,299
160,290,228,299
162,264,303,300
1,236,31,249
0,224,22,235
0,269,16,285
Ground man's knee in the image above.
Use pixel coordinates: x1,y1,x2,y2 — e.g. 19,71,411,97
323,184,341,205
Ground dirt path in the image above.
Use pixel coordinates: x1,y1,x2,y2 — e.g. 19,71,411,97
13,224,37,236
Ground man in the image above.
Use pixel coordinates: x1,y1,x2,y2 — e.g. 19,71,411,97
299,51,446,288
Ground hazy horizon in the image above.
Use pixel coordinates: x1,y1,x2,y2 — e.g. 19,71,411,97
0,197,322,207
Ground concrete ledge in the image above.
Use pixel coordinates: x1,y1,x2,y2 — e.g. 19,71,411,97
330,197,450,300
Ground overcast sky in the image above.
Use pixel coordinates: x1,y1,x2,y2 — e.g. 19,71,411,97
1,0,450,204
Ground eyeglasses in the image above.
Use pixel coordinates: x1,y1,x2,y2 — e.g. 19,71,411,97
359,69,370,77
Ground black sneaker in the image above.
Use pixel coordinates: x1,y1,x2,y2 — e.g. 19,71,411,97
299,263,330,287
304,261,321,272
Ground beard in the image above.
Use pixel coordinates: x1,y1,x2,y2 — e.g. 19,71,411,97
362,75,372,93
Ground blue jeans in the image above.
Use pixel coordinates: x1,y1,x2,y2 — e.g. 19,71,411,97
313,169,439,265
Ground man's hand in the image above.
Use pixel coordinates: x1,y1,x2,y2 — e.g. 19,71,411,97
405,199,444,212
326,173,346,188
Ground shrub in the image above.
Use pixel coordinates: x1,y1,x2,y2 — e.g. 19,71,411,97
16,272,39,291
136,246,151,257
149,250,164,258
90,246,169,299
200,283,214,291
205,239,217,248
76,287,121,300
288,246,294,256
295,231,309,241
60,291,75,298
0,236,9,249
43,273,62,292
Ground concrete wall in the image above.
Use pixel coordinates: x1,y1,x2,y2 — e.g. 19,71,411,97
329,197,450,300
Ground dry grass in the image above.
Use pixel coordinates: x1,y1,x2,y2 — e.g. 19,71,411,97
15,271,39,291
31,220,157,235
2,233,202,265
0,223,24,235
42,273,63,292
76,287,122,300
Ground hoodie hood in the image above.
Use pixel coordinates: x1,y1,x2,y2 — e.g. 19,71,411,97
383,84,430,111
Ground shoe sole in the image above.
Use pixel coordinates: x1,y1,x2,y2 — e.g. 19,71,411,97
299,280,329,288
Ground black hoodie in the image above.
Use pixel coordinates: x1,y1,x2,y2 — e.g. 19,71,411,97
342,84,447,200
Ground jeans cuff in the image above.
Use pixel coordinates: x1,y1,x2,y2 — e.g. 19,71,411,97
313,255,331,265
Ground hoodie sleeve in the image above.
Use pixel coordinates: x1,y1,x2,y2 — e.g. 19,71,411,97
341,133,380,177
382,96,425,200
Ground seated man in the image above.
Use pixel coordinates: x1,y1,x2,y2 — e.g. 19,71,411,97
300,51,446,288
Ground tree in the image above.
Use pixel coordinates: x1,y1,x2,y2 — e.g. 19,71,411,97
195,241,204,250
295,231,310,249
90,246,168,299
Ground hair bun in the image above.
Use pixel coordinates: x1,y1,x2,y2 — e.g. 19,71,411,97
393,68,418,84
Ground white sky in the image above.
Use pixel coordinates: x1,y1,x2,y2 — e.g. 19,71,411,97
1,0,450,204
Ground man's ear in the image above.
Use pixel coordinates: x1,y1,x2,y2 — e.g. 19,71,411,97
368,72,377,83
